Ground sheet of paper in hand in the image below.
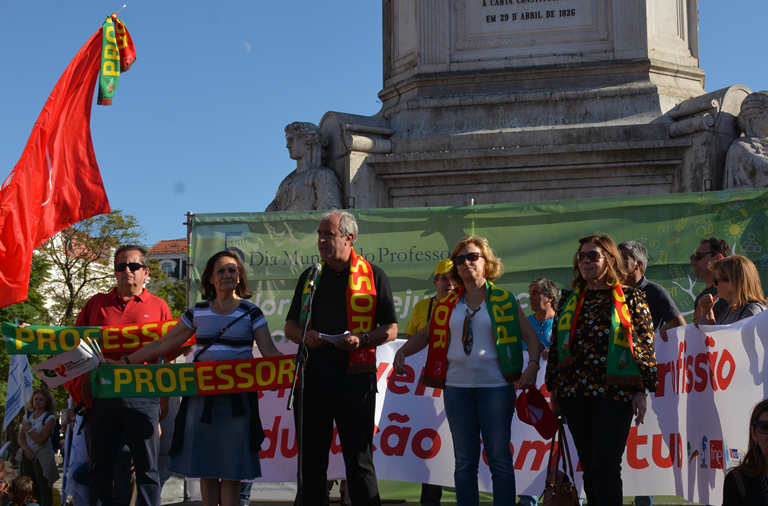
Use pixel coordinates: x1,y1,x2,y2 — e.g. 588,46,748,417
33,342,100,388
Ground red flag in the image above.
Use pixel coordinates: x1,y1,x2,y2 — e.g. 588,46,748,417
0,29,110,308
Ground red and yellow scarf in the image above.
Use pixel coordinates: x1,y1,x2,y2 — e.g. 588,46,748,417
556,283,643,386
300,248,377,374
420,282,524,389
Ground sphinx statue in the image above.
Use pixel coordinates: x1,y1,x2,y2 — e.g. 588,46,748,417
724,91,768,189
265,122,343,211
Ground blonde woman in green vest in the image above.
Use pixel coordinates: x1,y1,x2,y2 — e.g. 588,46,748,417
545,234,658,506
395,235,541,506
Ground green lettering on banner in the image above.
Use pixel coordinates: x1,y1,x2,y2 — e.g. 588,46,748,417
189,190,768,338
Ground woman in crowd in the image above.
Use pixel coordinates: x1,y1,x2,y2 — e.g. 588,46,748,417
545,235,657,506
723,398,768,505
394,235,541,506
17,389,58,506
113,251,282,506
695,255,767,325
5,477,38,506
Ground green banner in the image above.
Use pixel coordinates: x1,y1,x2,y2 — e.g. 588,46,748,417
2,323,100,354
189,190,768,343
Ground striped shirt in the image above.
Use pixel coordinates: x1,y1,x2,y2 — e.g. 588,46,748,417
181,300,268,362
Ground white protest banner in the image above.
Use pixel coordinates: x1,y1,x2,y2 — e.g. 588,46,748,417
204,311,767,504
33,343,99,388
4,354,34,429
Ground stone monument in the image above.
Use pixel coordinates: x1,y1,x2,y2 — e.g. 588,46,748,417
282,1,757,210
724,91,768,189
265,122,343,212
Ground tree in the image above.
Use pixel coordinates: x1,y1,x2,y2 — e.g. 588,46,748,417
148,259,188,318
0,254,57,423
39,210,143,326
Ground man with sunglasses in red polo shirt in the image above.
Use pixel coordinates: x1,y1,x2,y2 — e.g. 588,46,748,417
66,245,172,506
690,237,732,322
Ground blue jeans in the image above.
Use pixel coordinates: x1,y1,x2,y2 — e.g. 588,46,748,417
444,384,516,506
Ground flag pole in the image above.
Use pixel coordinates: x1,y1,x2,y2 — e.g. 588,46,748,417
14,318,30,416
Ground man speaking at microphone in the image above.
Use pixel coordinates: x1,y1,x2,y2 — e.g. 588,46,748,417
285,210,398,506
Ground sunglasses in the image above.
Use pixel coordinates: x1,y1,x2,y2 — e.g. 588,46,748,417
577,251,604,263
454,252,482,266
115,262,147,272
690,251,715,262
713,276,729,286
753,420,768,435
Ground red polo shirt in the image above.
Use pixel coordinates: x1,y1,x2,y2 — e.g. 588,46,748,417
67,288,172,405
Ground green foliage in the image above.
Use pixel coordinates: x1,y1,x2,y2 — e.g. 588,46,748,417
40,210,143,326
148,259,188,317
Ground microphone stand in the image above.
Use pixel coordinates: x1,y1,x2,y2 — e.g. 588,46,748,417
287,276,317,506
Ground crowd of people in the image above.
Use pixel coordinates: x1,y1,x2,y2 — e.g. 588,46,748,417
2,212,767,506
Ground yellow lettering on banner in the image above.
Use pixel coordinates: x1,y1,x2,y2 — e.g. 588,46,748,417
103,328,119,349
612,286,626,302
161,321,176,335
256,361,277,386
215,365,234,390
122,326,140,348
104,44,119,60
37,329,57,351
492,302,515,322
433,329,447,348
197,366,215,391
349,274,372,291
156,368,176,392
15,328,35,350
490,290,508,303
135,369,155,393
563,294,578,313
351,293,374,313
116,24,128,48
179,367,195,392
235,363,254,389
114,369,132,393
620,305,631,323
351,316,372,334
105,24,116,43
60,329,79,351
103,61,119,77
349,259,369,273
497,326,517,344
143,324,159,341
434,306,450,326
278,358,294,385
557,312,572,331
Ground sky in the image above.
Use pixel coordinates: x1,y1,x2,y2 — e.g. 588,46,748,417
1,1,766,248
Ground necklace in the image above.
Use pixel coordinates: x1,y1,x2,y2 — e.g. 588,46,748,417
212,298,239,314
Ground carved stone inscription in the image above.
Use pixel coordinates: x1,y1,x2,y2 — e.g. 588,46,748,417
456,0,607,52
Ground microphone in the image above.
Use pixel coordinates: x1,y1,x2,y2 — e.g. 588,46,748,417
308,263,322,288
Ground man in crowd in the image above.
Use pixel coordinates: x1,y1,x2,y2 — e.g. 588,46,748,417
620,241,687,341
72,245,172,506
403,259,456,506
690,237,732,321
285,210,398,506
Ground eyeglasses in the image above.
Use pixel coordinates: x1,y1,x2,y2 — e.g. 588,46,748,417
454,252,482,266
115,262,147,272
713,276,729,286
690,251,715,262
753,420,768,435
577,251,604,263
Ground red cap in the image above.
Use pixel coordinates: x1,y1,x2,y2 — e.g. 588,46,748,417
516,388,558,440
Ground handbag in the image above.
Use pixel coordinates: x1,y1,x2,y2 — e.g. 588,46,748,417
541,418,580,506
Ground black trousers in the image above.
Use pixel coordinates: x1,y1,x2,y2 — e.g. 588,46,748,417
86,397,161,506
559,396,633,506
294,389,381,506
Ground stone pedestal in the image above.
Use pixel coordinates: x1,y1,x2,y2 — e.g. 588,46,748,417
313,1,752,209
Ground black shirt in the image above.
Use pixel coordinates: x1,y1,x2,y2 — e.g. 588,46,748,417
636,277,682,329
695,285,729,321
286,261,397,391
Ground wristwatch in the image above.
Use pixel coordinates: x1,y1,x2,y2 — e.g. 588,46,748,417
362,333,370,346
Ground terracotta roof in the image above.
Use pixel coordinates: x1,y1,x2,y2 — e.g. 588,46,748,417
149,239,187,254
